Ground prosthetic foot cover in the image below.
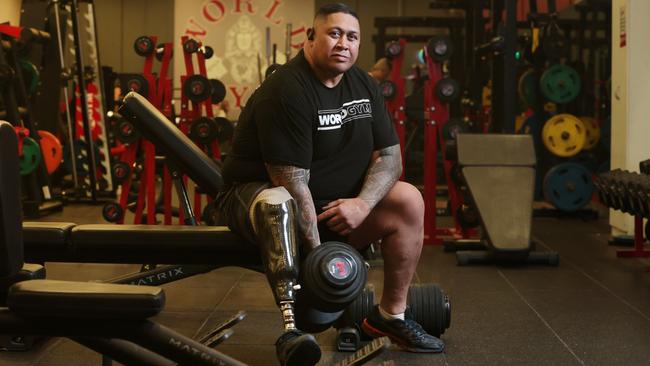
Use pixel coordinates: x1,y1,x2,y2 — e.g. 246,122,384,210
251,188,300,305
275,330,321,366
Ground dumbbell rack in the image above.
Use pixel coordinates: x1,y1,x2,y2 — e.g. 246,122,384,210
107,36,173,225
0,25,64,218
178,36,219,224
383,39,407,180
619,216,650,272
421,44,476,246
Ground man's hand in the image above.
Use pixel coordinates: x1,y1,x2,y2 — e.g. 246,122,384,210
317,198,371,236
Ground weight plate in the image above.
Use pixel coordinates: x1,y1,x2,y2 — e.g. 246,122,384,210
214,117,234,144
116,120,140,144
210,79,227,104
126,74,149,98
190,117,218,145
183,74,211,103
385,41,402,59
379,80,397,100
518,69,537,107
442,118,468,140
407,283,450,337
427,35,454,62
133,36,154,57
542,114,586,157
19,60,40,96
19,137,42,176
102,202,124,223
37,130,62,174
579,116,600,150
183,38,200,54
435,77,460,102
543,162,594,212
155,43,172,61
539,64,581,104
112,161,131,184
203,46,214,59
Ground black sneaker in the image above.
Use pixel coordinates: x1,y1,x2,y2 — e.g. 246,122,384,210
362,305,445,353
275,330,321,366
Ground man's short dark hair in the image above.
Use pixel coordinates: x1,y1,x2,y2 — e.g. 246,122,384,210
314,3,359,21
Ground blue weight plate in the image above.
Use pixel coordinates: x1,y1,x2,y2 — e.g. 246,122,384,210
543,162,594,211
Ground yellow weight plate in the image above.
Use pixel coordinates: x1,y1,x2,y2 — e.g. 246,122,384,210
579,116,600,150
542,114,586,157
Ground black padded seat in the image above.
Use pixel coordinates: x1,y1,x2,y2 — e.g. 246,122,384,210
23,222,75,261
8,280,165,320
0,263,46,304
68,225,260,265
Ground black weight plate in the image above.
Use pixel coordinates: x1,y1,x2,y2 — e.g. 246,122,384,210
102,202,124,223
214,117,234,144
116,120,140,144
184,74,211,103
210,79,227,104
155,43,172,61
427,35,454,62
190,117,218,145
435,77,460,102
385,41,402,59
379,80,397,100
407,283,448,337
203,46,214,59
456,204,480,229
183,38,200,54
442,118,468,140
112,161,131,184
126,74,149,98
133,36,154,57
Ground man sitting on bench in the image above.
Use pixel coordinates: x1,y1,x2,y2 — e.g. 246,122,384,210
215,4,444,366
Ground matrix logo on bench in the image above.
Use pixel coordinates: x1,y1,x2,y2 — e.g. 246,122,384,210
317,99,372,131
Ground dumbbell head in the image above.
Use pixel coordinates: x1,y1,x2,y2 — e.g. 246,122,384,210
427,35,454,62
183,74,212,103
202,46,214,59
183,38,200,54
210,79,227,104
294,241,367,332
379,80,397,100
385,41,402,59
155,43,172,61
133,36,155,57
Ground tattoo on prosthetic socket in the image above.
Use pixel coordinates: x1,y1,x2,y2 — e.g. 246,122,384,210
250,187,301,331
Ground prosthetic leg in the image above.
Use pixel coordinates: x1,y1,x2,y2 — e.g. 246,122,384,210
250,187,321,366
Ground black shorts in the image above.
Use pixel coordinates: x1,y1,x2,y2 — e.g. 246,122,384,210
213,182,347,246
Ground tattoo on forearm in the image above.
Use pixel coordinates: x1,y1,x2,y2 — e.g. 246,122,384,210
266,164,320,248
359,144,402,209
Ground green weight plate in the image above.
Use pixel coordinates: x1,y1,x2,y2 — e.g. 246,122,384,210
19,137,42,176
19,59,40,96
540,64,581,104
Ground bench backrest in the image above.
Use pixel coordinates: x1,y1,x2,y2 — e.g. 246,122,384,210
120,92,224,195
0,121,24,277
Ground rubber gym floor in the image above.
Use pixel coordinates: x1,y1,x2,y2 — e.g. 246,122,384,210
1,204,649,366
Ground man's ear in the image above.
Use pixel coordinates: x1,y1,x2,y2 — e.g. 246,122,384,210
307,27,314,41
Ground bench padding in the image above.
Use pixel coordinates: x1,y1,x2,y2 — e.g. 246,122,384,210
8,280,165,319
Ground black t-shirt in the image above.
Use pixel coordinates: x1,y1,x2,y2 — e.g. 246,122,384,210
222,50,398,201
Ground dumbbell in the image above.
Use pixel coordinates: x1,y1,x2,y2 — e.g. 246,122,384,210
183,75,212,103
427,35,454,62
294,241,368,333
456,203,480,229
112,161,131,184
210,79,227,104
155,44,173,61
125,75,149,98
335,283,451,351
435,77,460,102
133,36,155,57
189,117,218,145
384,41,402,59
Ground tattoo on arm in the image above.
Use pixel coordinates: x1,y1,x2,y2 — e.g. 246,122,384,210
358,144,402,210
265,164,320,249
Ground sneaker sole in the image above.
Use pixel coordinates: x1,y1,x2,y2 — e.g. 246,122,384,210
285,337,322,366
362,319,444,354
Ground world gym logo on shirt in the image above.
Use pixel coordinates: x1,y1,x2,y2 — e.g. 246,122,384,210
317,99,372,131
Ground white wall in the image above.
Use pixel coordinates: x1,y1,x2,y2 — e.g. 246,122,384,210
610,0,650,234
